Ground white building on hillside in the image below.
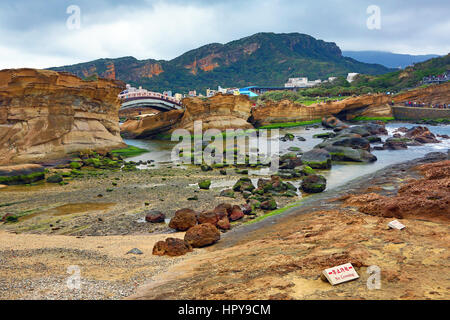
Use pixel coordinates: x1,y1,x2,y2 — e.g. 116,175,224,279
285,77,322,88
347,73,359,83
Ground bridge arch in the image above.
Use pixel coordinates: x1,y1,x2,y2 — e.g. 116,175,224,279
120,96,183,113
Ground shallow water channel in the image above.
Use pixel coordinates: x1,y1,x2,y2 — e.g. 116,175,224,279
124,122,450,191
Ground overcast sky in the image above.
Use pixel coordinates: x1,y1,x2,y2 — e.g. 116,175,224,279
0,0,448,69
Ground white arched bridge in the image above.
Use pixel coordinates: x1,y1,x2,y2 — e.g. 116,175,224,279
119,85,183,112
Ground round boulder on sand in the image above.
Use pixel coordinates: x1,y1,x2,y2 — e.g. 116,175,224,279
184,223,221,248
145,210,165,223
197,211,219,226
153,238,193,257
168,208,197,231
229,205,244,221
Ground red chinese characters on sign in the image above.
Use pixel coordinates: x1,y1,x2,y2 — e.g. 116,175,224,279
323,263,359,285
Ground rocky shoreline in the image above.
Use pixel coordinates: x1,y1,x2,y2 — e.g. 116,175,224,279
130,151,449,300
0,150,448,299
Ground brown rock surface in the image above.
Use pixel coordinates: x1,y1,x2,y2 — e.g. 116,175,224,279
145,211,166,223
120,109,184,139
197,211,220,226
217,217,231,230
393,82,450,105
229,205,244,221
168,208,197,231
404,126,440,144
0,68,126,165
175,94,254,132
346,160,450,222
250,94,392,126
152,238,193,257
119,93,254,138
184,223,221,248
130,158,450,300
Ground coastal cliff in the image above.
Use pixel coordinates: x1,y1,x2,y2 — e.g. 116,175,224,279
175,94,254,132
121,110,184,139
119,82,450,137
0,68,126,165
250,94,392,126
393,82,450,105
120,94,254,138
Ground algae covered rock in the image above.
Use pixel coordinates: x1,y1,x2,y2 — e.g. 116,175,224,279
301,149,332,169
47,175,63,183
0,164,46,185
301,174,327,193
198,180,212,190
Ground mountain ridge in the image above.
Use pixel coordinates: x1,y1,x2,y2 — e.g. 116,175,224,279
50,32,394,93
343,51,441,69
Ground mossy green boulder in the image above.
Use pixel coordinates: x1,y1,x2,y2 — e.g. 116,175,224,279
198,180,212,190
69,162,82,169
47,175,63,183
301,174,327,193
0,164,46,185
301,149,332,169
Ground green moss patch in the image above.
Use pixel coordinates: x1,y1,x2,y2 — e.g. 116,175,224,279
258,119,321,129
351,116,395,122
244,199,305,225
0,172,45,185
110,145,149,158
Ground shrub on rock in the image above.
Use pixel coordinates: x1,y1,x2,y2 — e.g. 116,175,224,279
0,164,46,185
260,198,277,211
233,177,255,192
69,162,82,169
220,189,235,198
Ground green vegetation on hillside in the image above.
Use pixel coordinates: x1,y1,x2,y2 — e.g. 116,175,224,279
49,33,392,94
351,54,450,91
257,54,449,103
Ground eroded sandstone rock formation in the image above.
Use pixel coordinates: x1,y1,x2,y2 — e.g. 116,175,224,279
120,82,450,138
120,110,184,139
393,82,450,105
120,93,254,138
250,94,393,126
176,94,254,132
0,69,126,165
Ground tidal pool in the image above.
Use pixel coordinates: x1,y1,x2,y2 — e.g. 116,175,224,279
124,122,450,191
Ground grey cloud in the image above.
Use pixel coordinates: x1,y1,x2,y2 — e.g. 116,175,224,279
0,0,448,69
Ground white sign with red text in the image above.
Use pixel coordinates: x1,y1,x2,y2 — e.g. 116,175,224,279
323,263,359,285
388,220,406,230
